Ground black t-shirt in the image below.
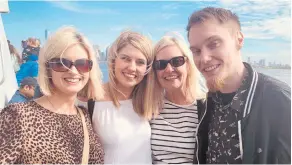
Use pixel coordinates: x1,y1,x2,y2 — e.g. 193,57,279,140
217,92,236,105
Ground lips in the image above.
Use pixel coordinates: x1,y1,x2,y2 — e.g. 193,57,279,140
123,72,136,79
203,64,220,72
164,75,179,80
64,77,82,83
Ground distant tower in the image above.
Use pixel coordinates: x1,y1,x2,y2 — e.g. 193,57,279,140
248,57,251,64
45,29,50,40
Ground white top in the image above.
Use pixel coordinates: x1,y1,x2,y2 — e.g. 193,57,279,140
92,99,152,164
150,99,198,164
10,54,20,72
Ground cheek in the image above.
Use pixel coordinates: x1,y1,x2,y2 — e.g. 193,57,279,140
82,73,90,81
137,66,147,76
193,57,200,68
51,72,62,85
156,71,164,81
114,62,124,74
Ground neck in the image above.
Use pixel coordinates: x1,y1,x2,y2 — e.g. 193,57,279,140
47,92,77,115
165,88,195,105
221,62,246,93
114,83,134,100
19,89,31,99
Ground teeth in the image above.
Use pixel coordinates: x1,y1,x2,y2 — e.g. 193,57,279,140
204,65,219,72
64,78,80,83
124,73,136,78
165,75,178,80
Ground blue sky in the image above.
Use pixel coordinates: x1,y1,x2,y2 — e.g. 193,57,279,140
2,0,291,65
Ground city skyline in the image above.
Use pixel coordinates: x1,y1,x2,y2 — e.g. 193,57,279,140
2,0,291,65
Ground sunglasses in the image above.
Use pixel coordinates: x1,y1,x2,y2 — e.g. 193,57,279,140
46,58,93,73
153,56,186,70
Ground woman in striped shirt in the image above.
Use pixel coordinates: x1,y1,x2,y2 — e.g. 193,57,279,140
150,35,206,164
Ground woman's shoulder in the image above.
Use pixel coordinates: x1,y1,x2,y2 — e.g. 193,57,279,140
1,101,35,114
0,101,38,123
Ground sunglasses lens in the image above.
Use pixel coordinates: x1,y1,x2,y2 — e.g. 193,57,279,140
48,58,71,72
171,56,185,67
154,60,168,70
75,59,93,73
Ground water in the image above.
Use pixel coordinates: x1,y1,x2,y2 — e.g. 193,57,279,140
99,62,109,82
99,62,291,87
255,68,291,86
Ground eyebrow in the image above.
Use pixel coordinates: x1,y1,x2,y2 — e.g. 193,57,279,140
119,53,146,62
190,35,221,50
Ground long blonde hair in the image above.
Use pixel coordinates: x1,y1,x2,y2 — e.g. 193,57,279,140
38,26,104,100
106,31,159,120
153,35,206,107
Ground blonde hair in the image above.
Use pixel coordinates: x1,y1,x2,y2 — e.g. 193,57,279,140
107,30,159,120
153,35,206,106
27,37,41,48
38,26,104,100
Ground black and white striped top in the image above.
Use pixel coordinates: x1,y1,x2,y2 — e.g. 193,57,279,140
150,99,198,164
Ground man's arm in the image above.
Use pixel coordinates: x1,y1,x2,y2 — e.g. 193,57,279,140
265,82,291,164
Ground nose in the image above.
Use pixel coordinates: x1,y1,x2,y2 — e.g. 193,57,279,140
164,63,174,72
68,65,80,74
127,60,137,71
200,49,212,64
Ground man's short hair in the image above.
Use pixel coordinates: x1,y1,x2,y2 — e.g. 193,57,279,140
186,7,241,37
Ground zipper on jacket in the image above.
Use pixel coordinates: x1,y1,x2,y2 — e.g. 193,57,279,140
195,99,208,164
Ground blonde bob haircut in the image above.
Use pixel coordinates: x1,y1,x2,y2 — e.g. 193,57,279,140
153,35,206,108
107,30,159,120
38,26,104,100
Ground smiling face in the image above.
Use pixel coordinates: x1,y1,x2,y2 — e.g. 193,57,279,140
155,45,188,93
114,44,147,92
188,20,243,91
50,44,90,96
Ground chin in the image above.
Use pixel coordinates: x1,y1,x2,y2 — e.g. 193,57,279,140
63,88,83,95
206,75,225,92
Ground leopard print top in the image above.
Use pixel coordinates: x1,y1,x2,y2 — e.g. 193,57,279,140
0,101,104,164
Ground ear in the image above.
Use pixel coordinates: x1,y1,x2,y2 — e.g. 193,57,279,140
236,31,244,50
23,85,30,91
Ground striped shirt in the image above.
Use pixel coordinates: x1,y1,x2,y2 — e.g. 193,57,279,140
150,99,198,164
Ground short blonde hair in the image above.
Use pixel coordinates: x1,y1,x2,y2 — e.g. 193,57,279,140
153,35,206,105
27,37,41,48
107,30,159,120
38,26,104,100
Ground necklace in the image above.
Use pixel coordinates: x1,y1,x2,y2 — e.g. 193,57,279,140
46,96,77,115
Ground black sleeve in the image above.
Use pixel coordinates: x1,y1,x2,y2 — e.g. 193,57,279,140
87,99,95,121
265,82,291,164
274,86,291,164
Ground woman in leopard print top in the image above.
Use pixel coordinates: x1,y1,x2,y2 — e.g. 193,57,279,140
0,26,105,164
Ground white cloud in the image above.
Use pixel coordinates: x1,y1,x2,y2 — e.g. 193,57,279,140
48,1,118,14
219,0,291,41
242,17,291,40
161,13,179,20
162,3,180,10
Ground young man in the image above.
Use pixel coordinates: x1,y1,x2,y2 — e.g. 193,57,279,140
187,7,291,164
9,77,37,104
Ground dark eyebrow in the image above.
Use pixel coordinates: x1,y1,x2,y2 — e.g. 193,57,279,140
190,35,221,50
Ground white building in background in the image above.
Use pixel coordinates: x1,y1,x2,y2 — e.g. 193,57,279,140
0,0,19,109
